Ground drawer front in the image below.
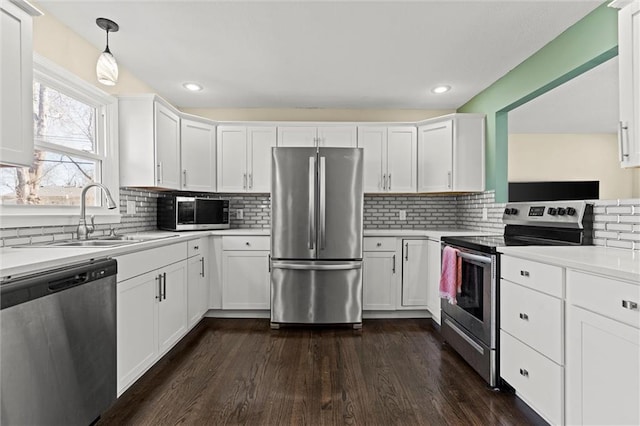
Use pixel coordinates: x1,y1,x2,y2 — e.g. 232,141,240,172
222,236,270,251
363,237,397,252
501,255,564,298
116,242,187,282
567,270,640,328
500,330,563,426
500,280,564,364
187,238,205,258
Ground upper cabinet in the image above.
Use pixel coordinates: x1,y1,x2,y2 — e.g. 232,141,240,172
0,0,42,167
181,117,216,192
277,125,357,147
611,0,640,168
217,125,276,193
417,114,485,193
119,95,182,189
358,126,417,193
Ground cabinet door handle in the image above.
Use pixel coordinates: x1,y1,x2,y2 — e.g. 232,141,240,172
157,163,163,183
383,174,387,190
618,121,630,161
392,254,396,273
268,254,271,272
249,173,253,189
162,272,167,300
519,368,529,378
447,171,452,189
243,173,247,189
622,300,638,311
183,169,187,187
520,270,530,277
156,275,162,301
405,243,409,261
388,174,391,190
200,257,205,277
519,313,529,320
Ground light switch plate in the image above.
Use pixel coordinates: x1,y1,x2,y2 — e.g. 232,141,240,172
399,210,407,221
236,209,244,219
126,201,136,215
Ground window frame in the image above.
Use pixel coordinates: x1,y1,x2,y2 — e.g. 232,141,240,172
0,54,120,227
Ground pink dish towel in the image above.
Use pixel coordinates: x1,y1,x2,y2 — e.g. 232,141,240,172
439,246,461,305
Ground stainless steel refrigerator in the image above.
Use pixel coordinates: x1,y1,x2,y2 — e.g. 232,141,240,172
270,147,364,327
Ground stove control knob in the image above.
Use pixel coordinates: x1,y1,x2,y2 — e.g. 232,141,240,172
547,207,558,216
566,207,576,216
557,208,567,216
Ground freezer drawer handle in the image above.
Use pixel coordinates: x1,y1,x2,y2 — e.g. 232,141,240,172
271,261,361,271
622,300,638,311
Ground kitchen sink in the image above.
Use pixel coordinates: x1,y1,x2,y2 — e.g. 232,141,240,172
48,239,143,247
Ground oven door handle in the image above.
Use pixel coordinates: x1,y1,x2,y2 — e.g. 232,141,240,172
456,251,492,265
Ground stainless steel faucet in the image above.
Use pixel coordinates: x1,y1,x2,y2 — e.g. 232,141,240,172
77,183,118,240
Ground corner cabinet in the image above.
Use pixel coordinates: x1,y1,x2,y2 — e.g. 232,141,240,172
181,117,216,192
217,126,276,193
357,126,417,193
0,0,41,167
611,0,640,167
118,95,182,189
417,114,485,193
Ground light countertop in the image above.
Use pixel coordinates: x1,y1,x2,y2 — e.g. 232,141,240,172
363,229,492,239
499,245,640,284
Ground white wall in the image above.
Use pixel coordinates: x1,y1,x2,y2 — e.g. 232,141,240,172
508,133,639,199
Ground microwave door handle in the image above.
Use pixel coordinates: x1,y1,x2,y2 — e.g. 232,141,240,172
457,251,492,265
309,156,316,250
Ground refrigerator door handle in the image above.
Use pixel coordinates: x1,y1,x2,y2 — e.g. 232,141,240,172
308,156,316,250
272,261,362,271
319,156,326,250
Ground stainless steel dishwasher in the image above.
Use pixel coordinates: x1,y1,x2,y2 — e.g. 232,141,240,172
1,258,117,425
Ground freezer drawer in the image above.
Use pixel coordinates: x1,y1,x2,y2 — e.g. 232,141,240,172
271,260,362,324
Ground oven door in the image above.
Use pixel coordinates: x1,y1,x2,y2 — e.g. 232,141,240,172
441,246,496,349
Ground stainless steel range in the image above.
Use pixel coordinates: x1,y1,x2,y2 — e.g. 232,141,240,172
440,200,594,387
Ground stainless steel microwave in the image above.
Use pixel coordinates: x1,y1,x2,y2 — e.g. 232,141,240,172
158,196,230,231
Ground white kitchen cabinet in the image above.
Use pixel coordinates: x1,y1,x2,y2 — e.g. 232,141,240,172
187,238,209,329
217,125,276,193
358,126,417,193
417,114,485,193
278,125,357,147
426,239,442,324
401,239,429,307
566,269,640,426
221,236,270,310
118,95,182,189
363,237,397,310
611,0,640,167
499,255,565,425
0,0,41,167
115,242,189,395
181,117,216,192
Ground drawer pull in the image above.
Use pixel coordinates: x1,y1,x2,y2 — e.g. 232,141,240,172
193,245,199,250
622,300,638,311
519,368,529,378
376,242,382,247
245,242,250,246
520,270,530,277
519,313,529,320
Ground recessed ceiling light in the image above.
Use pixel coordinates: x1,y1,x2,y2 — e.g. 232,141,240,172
183,82,203,92
431,85,451,94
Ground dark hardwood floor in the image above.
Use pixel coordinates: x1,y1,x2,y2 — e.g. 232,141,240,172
100,319,545,425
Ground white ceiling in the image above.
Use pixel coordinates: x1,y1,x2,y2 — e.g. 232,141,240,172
509,56,619,134
39,0,602,110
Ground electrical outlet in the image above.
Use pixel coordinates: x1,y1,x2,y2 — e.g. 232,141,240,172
236,209,244,220
126,201,136,215
482,207,488,221
399,210,407,221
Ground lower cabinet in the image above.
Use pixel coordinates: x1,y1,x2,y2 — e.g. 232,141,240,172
221,236,270,310
401,239,429,307
426,239,442,323
187,238,209,328
363,250,397,310
116,258,187,395
566,270,640,426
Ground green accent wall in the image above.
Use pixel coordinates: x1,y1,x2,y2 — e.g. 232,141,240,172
458,2,618,202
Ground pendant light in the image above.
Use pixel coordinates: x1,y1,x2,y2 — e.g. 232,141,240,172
96,18,119,86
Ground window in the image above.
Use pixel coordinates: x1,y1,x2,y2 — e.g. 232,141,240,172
0,55,119,226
